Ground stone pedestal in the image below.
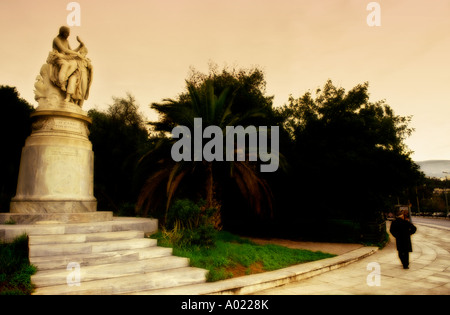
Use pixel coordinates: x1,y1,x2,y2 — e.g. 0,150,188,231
5,102,106,224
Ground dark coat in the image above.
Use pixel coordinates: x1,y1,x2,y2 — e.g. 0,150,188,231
390,218,417,252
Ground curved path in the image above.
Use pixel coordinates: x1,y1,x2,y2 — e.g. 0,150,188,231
253,222,450,295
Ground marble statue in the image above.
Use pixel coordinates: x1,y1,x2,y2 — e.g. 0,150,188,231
35,26,93,108
9,26,98,218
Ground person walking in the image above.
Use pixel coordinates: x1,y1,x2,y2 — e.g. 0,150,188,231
389,210,417,269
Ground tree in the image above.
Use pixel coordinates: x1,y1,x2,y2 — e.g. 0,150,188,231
274,80,423,240
137,66,276,226
88,94,151,214
186,63,274,121
152,64,275,133
0,86,34,211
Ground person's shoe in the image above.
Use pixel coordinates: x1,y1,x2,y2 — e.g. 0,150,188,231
403,266,409,269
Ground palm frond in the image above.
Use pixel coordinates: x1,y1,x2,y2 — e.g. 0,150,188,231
232,161,273,217
136,168,172,217
166,163,189,212
138,80,276,225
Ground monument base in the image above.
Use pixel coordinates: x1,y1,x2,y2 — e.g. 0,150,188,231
11,105,98,216
0,211,113,225
10,199,97,214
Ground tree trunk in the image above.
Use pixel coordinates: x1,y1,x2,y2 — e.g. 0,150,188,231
205,162,214,208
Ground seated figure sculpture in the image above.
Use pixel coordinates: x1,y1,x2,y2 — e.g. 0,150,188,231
34,26,93,108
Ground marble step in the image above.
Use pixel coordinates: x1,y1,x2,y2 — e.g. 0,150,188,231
31,246,173,271
29,230,144,245
1,217,157,242
32,256,192,287
32,267,208,295
29,238,156,257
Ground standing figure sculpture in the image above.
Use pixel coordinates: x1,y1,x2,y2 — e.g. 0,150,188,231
66,45,93,107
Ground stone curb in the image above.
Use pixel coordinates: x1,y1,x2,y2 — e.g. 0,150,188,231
130,246,378,295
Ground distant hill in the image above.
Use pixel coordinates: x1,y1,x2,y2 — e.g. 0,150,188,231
416,160,450,179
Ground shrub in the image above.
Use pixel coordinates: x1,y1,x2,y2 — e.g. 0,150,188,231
0,234,37,295
163,199,220,248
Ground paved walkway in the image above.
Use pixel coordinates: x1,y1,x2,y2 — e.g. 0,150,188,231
253,222,450,295
246,237,363,255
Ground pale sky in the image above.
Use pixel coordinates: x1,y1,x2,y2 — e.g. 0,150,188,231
0,0,449,161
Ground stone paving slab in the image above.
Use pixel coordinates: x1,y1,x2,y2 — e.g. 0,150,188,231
246,237,363,255
252,223,450,295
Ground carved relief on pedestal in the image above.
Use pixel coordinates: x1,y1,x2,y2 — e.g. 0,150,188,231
31,116,90,137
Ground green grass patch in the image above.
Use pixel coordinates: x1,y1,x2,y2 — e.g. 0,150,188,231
0,234,37,295
151,230,335,282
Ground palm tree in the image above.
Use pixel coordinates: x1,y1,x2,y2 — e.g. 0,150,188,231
136,80,274,225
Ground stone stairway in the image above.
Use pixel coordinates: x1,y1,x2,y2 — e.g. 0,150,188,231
28,220,208,295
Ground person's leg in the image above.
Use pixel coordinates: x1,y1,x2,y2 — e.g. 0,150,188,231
398,251,409,269
65,75,77,102
404,251,410,269
58,60,77,90
58,61,69,90
66,60,78,79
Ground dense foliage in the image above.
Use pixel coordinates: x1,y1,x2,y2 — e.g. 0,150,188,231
0,65,425,242
0,86,34,212
88,94,152,214
136,66,278,227
162,199,220,248
269,80,423,241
